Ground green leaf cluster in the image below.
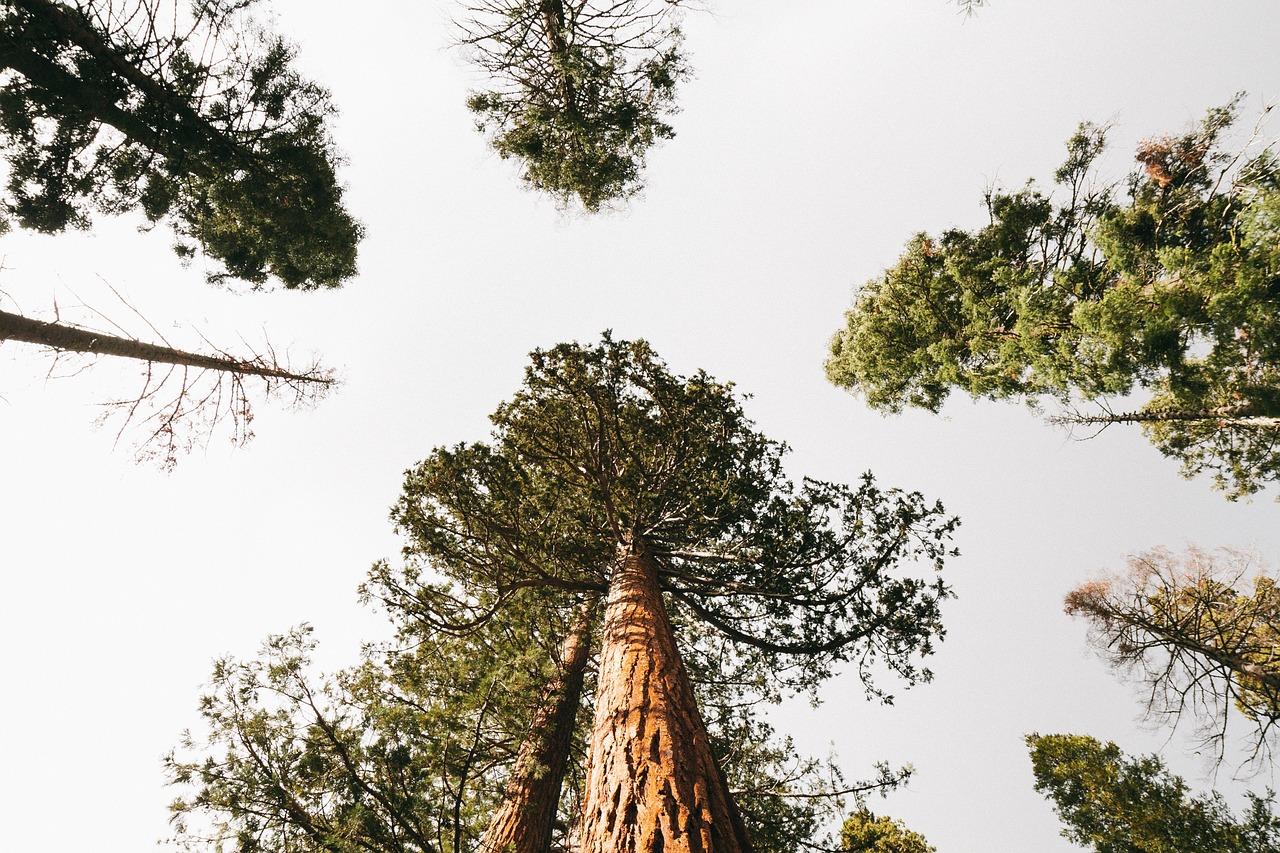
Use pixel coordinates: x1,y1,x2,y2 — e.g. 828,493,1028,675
0,0,362,288
166,601,575,853
840,808,935,853
826,98,1280,497
461,0,686,211
1028,733,1280,853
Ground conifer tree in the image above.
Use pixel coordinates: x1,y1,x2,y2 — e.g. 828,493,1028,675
1066,546,1280,763
0,0,361,288
457,0,686,210
387,334,958,851
826,98,1280,498
1028,733,1280,853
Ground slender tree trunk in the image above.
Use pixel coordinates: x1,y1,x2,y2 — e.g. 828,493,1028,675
538,0,577,114
481,596,598,853
578,539,752,853
0,308,330,384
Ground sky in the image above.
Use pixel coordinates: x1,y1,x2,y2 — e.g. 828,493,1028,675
2,1,1280,850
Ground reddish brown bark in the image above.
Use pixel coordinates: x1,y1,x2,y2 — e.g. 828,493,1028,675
481,597,598,853
579,540,753,853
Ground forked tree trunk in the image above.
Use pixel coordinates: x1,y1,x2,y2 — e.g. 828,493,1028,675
579,540,753,853
481,597,598,853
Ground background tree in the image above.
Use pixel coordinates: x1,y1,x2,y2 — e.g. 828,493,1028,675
0,0,360,463
840,808,935,853
166,597,582,853
1028,733,1280,853
383,334,957,851
457,0,687,211
0,0,362,288
1065,545,1280,765
825,98,1280,498
0,300,333,468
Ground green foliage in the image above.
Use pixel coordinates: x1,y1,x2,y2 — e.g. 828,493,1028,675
1066,546,1280,761
460,0,686,210
0,0,361,288
166,606,570,853
826,98,1280,498
840,808,935,853
367,334,957,849
384,333,958,702
1027,733,1280,853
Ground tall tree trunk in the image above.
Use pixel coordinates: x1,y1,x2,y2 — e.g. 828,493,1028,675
481,596,598,853
578,539,752,853
0,308,330,384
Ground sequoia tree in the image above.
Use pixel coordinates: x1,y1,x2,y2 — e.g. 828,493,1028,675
0,0,361,288
1066,546,1280,764
457,0,687,210
1028,733,1280,853
826,98,1280,498
382,334,958,851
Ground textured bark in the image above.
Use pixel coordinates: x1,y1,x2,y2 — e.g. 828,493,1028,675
579,540,752,853
482,597,598,853
0,308,330,384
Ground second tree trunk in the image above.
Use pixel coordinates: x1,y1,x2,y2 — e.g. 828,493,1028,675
481,597,597,853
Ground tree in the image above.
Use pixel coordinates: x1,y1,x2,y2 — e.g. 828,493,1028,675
840,809,934,853
0,0,362,289
0,303,334,468
457,0,687,211
167,567,897,853
1027,733,1280,853
167,336,955,852
166,597,586,853
0,0,361,463
384,334,958,851
1065,546,1280,764
826,98,1280,498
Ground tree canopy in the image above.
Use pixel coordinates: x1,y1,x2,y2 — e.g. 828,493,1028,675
384,334,957,704
826,98,1280,498
0,0,362,288
1028,733,1280,853
382,334,956,851
840,808,935,853
457,0,686,211
1066,545,1280,764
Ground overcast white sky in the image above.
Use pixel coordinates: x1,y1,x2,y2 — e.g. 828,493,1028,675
3,1,1280,850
